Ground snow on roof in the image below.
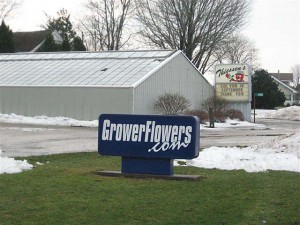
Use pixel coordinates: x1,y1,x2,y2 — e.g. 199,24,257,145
0,50,177,87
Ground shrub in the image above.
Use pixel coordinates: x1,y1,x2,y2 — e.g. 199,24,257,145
185,110,208,124
154,92,190,115
225,109,244,121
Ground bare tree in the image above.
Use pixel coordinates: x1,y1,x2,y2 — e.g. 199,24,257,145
135,0,251,74
214,34,259,68
202,96,229,121
154,93,191,115
0,0,22,21
79,0,132,51
291,64,300,87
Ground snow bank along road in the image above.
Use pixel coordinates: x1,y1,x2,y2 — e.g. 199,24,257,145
0,117,299,158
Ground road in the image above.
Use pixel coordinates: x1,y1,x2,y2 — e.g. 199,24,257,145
200,118,299,148
0,118,299,158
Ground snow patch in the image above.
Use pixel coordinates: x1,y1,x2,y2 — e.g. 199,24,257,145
0,150,33,174
0,113,98,127
254,106,300,120
179,131,300,173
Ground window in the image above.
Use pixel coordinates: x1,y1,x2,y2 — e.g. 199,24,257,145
285,94,291,100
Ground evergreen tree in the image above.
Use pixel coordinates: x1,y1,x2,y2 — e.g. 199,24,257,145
252,69,286,109
42,8,86,51
42,9,76,41
0,20,14,53
72,36,86,51
61,37,71,51
41,34,58,52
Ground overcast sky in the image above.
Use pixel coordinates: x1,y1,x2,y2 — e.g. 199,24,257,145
5,0,300,73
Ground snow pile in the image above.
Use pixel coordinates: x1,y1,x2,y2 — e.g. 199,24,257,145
1,106,299,128
182,131,300,173
0,113,98,127
258,132,300,154
0,150,33,174
259,106,300,120
0,113,264,130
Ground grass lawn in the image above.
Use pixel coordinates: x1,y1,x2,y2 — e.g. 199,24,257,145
0,152,299,225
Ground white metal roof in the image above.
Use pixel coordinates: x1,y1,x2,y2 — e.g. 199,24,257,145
0,50,177,87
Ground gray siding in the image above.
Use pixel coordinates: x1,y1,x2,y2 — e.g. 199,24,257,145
229,102,251,122
133,53,214,114
0,86,133,120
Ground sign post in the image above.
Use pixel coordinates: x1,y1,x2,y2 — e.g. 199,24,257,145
98,114,200,177
253,93,264,123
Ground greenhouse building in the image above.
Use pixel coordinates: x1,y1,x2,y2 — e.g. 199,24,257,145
0,50,214,120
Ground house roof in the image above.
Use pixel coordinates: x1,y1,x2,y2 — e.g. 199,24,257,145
13,30,63,52
271,76,298,94
270,73,293,82
0,50,178,87
13,30,51,52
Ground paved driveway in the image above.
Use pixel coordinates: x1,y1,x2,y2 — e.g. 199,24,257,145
1,118,299,157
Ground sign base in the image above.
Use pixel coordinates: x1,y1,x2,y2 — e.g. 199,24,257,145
122,157,173,175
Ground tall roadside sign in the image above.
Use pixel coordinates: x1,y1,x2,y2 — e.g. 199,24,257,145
215,64,252,102
215,64,253,122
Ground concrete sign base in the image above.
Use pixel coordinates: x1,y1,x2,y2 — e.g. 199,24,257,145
96,171,203,181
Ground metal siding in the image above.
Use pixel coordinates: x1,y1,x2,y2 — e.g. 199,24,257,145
0,86,133,120
133,53,214,114
229,102,252,122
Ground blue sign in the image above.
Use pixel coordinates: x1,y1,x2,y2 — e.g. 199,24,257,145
98,114,200,175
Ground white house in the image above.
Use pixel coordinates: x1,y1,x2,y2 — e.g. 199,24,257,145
271,76,298,105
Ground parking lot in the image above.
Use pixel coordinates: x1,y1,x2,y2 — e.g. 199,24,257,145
1,117,299,158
